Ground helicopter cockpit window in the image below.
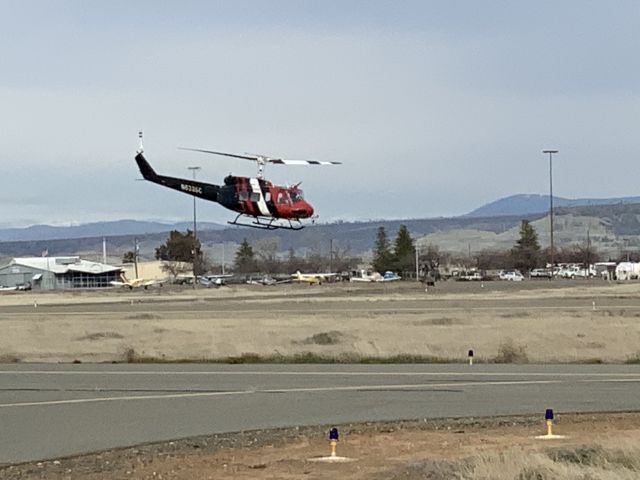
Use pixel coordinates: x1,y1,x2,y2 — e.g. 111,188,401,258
250,192,261,202
238,191,249,201
290,190,304,203
277,192,291,204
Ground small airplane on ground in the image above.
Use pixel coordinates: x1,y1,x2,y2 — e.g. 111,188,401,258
379,271,401,282
349,270,383,282
110,274,162,290
246,275,292,286
349,270,401,282
134,132,340,230
198,274,234,288
291,271,339,285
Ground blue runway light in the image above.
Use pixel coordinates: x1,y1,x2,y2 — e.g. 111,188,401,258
545,409,554,421
329,427,339,441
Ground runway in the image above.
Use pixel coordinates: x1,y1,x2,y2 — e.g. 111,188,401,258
1,363,640,464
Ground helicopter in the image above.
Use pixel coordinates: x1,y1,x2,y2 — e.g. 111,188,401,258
134,132,341,230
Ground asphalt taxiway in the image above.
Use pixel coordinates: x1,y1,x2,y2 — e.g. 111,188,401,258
1,363,640,464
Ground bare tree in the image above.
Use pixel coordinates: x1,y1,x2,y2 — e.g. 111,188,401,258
253,237,281,273
161,261,192,280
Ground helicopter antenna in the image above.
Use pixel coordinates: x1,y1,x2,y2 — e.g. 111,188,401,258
137,131,144,154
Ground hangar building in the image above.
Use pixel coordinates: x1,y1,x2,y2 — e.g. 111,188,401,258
0,257,122,290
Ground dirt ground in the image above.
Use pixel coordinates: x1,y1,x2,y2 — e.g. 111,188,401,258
1,279,640,363
2,411,640,479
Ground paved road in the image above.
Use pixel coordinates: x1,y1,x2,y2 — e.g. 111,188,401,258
3,297,640,316
1,363,640,464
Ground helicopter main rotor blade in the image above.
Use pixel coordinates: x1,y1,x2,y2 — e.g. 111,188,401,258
268,159,342,165
242,152,340,165
178,148,259,161
179,147,341,167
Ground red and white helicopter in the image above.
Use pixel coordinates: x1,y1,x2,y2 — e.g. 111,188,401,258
134,133,340,230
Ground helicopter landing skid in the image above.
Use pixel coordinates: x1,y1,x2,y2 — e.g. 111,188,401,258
228,214,305,231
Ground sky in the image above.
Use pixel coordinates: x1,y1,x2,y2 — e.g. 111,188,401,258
0,0,638,227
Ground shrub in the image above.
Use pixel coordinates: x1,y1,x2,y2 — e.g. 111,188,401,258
493,338,528,363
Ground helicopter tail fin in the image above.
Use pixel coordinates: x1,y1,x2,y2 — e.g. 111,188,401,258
135,151,159,181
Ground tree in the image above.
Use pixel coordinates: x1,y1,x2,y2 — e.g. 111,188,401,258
510,220,541,272
155,230,205,276
234,239,258,273
122,251,136,263
551,243,600,265
253,237,280,273
330,244,359,272
155,230,200,262
476,249,511,271
372,226,393,273
419,243,449,280
392,224,415,273
161,261,192,279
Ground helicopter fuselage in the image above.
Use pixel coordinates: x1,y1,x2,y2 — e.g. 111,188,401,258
135,151,314,223
218,175,314,219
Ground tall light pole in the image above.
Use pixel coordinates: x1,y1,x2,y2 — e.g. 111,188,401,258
188,166,201,286
543,150,558,268
329,238,334,273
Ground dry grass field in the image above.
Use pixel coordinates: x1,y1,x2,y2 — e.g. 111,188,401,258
1,279,640,363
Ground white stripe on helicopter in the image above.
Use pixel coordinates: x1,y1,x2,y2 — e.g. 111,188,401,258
249,178,271,216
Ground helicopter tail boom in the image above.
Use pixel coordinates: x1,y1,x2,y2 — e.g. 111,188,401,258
135,152,159,181
135,151,220,203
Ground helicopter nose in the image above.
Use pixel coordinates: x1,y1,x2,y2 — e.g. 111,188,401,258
292,203,314,218
305,204,314,218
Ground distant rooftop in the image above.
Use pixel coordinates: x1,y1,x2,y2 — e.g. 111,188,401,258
10,257,121,275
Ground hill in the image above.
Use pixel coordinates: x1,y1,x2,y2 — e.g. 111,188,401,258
2,201,640,263
0,220,223,242
465,194,640,217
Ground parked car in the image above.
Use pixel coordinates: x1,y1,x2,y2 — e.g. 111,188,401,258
457,272,483,281
530,268,553,279
557,265,596,279
500,270,524,281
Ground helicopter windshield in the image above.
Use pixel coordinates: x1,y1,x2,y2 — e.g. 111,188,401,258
289,189,304,203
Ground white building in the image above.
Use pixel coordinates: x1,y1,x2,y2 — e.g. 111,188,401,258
0,257,122,290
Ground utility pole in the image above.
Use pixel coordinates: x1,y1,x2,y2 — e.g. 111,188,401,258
134,238,139,278
415,243,420,282
543,150,559,268
586,226,591,278
188,166,201,287
221,243,225,275
329,238,334,273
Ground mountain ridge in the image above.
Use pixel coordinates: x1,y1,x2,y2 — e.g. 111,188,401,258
0,220,224,242
2,194,640,248
465,194,640,218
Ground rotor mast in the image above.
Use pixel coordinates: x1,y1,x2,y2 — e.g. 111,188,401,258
256,155,267,179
